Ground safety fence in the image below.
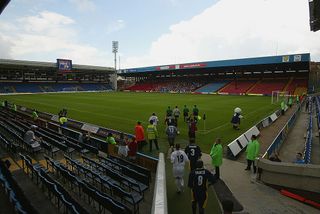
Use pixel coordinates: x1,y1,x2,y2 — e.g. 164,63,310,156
263,103,302,159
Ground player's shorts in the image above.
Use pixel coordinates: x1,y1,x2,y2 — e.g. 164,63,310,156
173,166,184,178
191,190,208,208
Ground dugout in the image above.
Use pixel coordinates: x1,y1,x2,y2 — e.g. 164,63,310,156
120,53,312,92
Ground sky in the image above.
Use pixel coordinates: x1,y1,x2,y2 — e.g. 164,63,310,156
0,0,319,68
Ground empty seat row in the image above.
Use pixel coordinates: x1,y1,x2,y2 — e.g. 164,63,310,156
44,155,131,214
65,155,143,213
19,153,89,214
0,160,37,214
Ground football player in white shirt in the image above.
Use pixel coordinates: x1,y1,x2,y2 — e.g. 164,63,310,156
149,112,159,126
171,143,189,193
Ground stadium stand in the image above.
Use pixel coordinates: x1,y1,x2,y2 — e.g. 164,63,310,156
248,79,287,95
219,80,256,94
195,81,229,93
0,103,155,214
126,79,204,92
0,82,112,93
303,102,313,164
284,78,308,95
19,153,91,214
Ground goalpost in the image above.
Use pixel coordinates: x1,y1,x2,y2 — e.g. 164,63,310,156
271,91,289,104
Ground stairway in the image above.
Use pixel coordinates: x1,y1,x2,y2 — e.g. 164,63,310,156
282,77,294,92
246,80,261,94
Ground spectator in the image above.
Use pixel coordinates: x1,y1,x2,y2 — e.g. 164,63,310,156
245,135,260,173
32,109,39,121
183,105,189,122
149,112,159,126
12,103,17,112
188,160,217,214
166,124,178,148
135,121,146,150
210,138,223,179
222,200,234,214
118,133,129,158
23,125,41,150
293,152,305,164
106,133,116,145
59,116,68,127
147,120,159,152
127,137,138,161
185,139,202,171
171,143,189,193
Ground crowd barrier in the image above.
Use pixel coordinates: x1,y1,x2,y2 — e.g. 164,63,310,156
227,108,282,159
262,103,302,159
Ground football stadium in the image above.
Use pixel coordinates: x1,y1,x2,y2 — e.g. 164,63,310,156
1,1,320,214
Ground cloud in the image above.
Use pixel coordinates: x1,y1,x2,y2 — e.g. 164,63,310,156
0,11,110,65
0,35,13,58
123,0,320,68
106,19,126,34
68,0,95,12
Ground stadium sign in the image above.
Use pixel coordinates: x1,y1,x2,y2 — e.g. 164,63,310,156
180,63,206,69
156,65,175,70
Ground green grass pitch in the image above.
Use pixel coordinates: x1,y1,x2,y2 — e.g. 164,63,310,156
0,92,279,154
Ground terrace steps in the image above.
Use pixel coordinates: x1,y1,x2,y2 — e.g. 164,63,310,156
282,77,294,92
246,80,261,94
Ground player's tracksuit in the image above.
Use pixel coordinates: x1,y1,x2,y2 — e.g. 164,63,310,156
188,168,216,214
185,144,202,171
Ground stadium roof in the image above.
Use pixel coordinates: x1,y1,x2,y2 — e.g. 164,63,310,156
120,53,310,77
0,0,10,15
0,59,114,73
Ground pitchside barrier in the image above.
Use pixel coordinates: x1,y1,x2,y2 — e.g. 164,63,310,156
262,101,303,159
151,153,168,214
227,108,283,159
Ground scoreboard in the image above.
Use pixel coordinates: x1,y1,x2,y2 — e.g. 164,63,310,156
57,59,72,71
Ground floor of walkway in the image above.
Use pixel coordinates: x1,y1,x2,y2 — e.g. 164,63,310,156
202,154,319,214
279,110,309,162
238,104,299,163
311,109,320,164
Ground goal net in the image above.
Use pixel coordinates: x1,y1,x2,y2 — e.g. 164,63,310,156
271,91,289,104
